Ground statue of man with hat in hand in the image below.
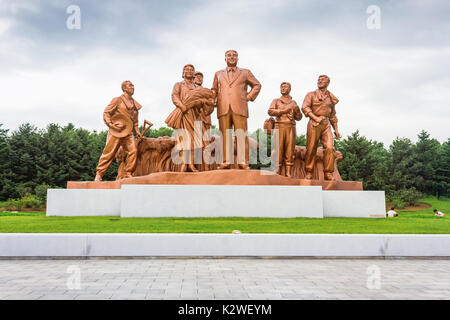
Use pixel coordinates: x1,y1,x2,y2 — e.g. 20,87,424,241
94,80,142,181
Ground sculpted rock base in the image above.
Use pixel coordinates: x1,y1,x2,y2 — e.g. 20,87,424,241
118,136,344,180
67,169,362,190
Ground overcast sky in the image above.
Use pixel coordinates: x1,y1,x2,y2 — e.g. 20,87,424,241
0,0,449,145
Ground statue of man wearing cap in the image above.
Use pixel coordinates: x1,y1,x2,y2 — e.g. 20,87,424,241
194,71,212,137
301,75,340,180
194,71,214,171
268,82,302,178
94,80,142,181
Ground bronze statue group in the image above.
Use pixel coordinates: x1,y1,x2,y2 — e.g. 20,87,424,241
94,50,341,182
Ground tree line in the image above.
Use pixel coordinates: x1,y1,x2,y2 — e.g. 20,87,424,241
0,123,448,205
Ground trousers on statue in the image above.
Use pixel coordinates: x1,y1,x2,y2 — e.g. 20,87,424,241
96,132,137,177
305,119,335,173
218,109,249,165
273,123,296,167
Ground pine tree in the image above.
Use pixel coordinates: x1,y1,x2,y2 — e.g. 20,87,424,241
8,123,42,198
0,124,13,200
410,130,441,194
435,139,450,198
336,131,388,190
387,137,415,191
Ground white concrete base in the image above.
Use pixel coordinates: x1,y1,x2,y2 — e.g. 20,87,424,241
46,186,385,218
1,234,449,257
323,191,386,218
46,189,121,216
121,185,323,218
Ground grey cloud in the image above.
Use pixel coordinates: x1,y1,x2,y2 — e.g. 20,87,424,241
0,0,206,71
0,0,449,145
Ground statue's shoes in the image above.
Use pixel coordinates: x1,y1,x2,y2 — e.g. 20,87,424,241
188,165,199,172
218,163,231,170
324,173,334,181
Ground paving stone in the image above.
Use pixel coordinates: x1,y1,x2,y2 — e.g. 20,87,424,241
40,294,80,300
0,258,447,300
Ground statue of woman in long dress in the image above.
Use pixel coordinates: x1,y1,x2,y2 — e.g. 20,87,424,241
165,64,214,172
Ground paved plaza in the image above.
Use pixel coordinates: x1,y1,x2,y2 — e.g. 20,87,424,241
0,258,449,300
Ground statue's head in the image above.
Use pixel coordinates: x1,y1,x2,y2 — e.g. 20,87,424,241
194,71,203,86
317,75,330,89
182,64,195,79
121,80,134,96
280,82,291,95
225,50,238,67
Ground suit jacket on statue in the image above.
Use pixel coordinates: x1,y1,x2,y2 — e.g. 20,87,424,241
211,67,261,119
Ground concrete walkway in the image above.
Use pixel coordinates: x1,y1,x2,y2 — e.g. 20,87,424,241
0,259,449,300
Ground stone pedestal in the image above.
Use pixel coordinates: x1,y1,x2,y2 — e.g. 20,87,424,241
47,171,385,218
46,189,121,216
66,169,363,190
322,191,386,218
120,185,323,218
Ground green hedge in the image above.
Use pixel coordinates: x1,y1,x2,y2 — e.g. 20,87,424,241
4,194,43,211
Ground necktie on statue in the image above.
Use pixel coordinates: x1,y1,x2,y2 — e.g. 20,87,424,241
228,69,233,83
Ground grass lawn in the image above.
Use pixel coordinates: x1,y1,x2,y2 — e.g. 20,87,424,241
0,197,448,234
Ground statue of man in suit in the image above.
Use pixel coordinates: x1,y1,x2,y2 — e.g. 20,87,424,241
211,50,261,169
